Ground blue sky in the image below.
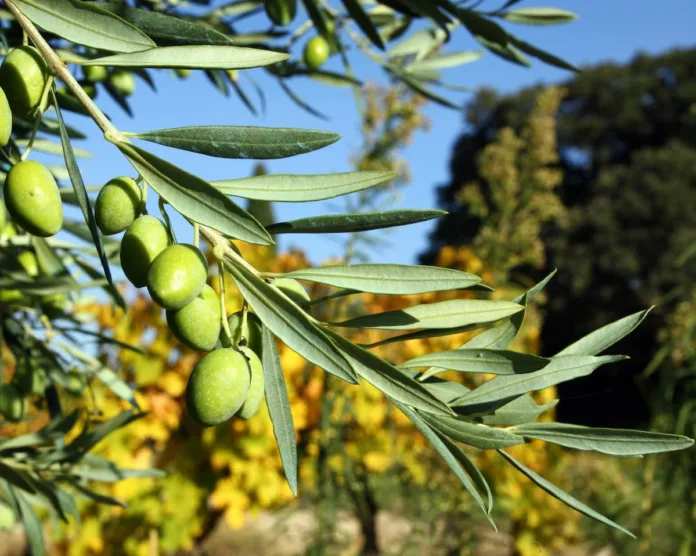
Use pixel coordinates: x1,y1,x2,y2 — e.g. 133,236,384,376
59,0,696,268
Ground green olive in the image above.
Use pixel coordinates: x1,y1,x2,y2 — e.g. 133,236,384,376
166,284,221,352
147,244,208,310
81,82,98,99
221,311,263,353
175,69,191,79
84,65,107,83
109,70,135,96
185,348,251,427
3,160,63,237
0,384,28,422
264,0,297,26
0,501,16,531
95,176,142,235
274,277,310,305
236,346,265,420
0,46,49,118
13,359,46,395
120,215,170,288
303,36,330,70
17,250,38,277
0,289,28,306
63,370,85,396
0,87,12,147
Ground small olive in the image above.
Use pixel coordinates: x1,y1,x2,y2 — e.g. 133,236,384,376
167,284,221,352
63,370,85,396
4,160,63,237
236,346,265,420
84,65,107,83
120,215,170,287
221,311,263,354
0,384,28,422
0,46,49,118
185,348,251,427
13,359,46,395
264,0,297,26
303,36,330,70
95,176,142,235
274,277,310,305
109,70,135,96
17,250,39,277
0,502,16,531
147,244,208,310
0,87,12,146
175,69,191,79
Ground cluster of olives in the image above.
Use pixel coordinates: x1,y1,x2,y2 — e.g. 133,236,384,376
82,64,135,98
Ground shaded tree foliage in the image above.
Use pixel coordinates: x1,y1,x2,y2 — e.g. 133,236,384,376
423,48,696,427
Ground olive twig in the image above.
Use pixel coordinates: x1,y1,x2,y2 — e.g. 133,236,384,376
218,267,233,345
193,223,200,247
197,224,260,276
4,0,124,142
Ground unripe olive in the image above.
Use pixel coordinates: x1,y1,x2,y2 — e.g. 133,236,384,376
264,0,297,26
81,83,98,99
0,289,28,306
17,250,39,277
185,348,251,427
64,370,85,396
221,311,263,353
147,243,208,310
0,199,6,231
175,69,191,79
0,87,12,147
303,36,330,70
0,46,48,118
4,160,63,237
274,277,310,305
0,384,28,422
236,346,265,420
95,176,142,235
84,65,107,83
120,215,170,288
0,502,16,531
166,284,221,351
13,360,46,395
109,70,135,96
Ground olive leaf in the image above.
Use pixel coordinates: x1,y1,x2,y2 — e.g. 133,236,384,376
11,0,155,53
500,7,578,26
127,126,340,160
403,349,550,378
419,412,525,449
406,50,483,72
480,396,558,426
341,0,385,49
212,171,395,202
117,143,273,245
266,210,446,234
281,264,482,295
14,490,45,556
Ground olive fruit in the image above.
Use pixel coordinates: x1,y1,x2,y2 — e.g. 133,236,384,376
0,502,16,531
13,360,47,395
63,370,85,396
120,216,170,287
175,69,191,79
303,36,330,70
0,289,28,306
0,384,28,422
0,46,48,118
84,65,107,83
236,347,265,420
147,244,208,310
274,277,310,305
109,70,135,96
0,87,12,147
185,348,251,427
95,177,142,235
17,250,39,277
221,311,263,353
264,0,297,26
4,160,63,237
166,284,221,351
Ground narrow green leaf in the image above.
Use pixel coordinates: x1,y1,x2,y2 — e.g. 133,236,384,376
66,411,141,460
100,2,234,46
71,455,164,482
404,349,549,378
513,422,694,456
334,299,523,331
361,323,495,349
481,396,557,426
212,171,395,202
262,326,298,496
14,491,45,555
388,26,448,59
266,209,445,234
128,126,340,160
276,77,329,120
82,45,288,69
70,481,127,508
325,328,454,417
453,355,628,411
394,402,495,527
52,89,113,287
224,261,358,384
420,412,524,449
499,450,635,538
12,0,155,53
117,143,272,245
299,0,331,38
0,463,37,494
14,139,91,158
508,36,578,71
395,70,462,109
501,7,578,26
341,0,385,49
439,432,494,513
407,50,483,72
556,308,653,357
282,264,481,295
